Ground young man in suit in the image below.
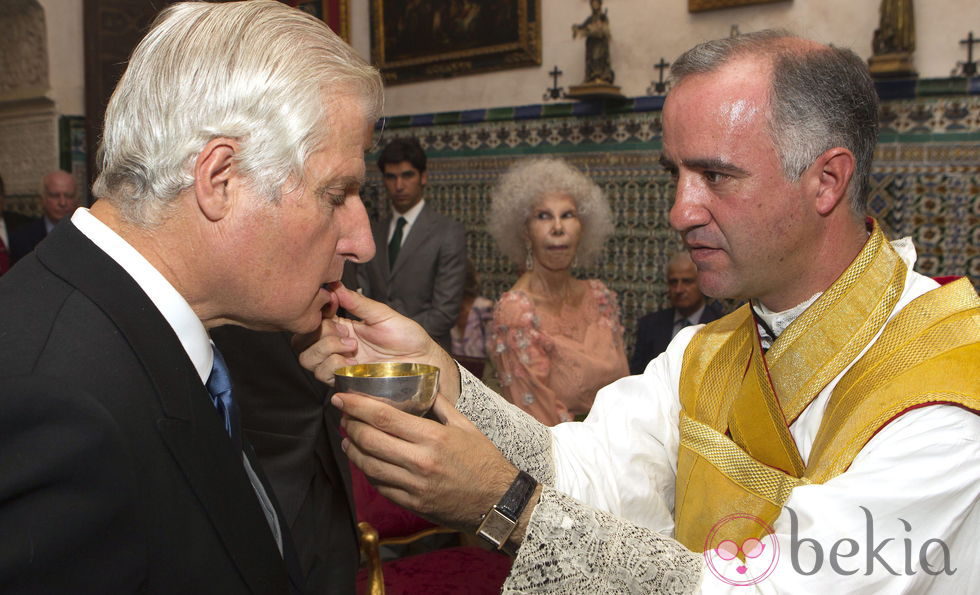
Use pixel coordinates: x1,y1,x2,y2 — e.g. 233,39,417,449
630,251,723,373
8,170,78,264
356,137,466,351
0,1,381,592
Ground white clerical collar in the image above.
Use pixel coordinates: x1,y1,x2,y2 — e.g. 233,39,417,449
71,208,213,383
752,236,918,345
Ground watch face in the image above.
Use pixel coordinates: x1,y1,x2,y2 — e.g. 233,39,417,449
477,508,517,548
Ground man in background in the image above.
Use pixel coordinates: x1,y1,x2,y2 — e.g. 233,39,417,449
0,174,35,275
630,251,723,373
10,170,78,262
0,1,381,591
356,137,466,350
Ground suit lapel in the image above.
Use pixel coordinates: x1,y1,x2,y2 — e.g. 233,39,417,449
389,203,434,279
36,223,290,593
322,394,357,524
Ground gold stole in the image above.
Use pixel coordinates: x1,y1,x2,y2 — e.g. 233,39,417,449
673,224,980,552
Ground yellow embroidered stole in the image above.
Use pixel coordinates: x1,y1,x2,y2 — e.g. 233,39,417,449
673,225,980,553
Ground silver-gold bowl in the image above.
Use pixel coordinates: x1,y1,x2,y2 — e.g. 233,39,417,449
334,362,440,416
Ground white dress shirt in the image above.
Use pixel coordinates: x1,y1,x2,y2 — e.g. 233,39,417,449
387,198,425,248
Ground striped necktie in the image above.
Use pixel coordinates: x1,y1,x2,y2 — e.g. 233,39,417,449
388,216,407,267
206,345,242,451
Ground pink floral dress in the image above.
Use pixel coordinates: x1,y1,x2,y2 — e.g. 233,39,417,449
488,280,630,426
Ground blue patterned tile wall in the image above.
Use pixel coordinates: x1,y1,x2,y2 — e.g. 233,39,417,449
363,83,980,354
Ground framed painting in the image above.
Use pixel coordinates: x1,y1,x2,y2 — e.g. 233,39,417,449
689,0,789,12
371,0,541,85
286,0,349,40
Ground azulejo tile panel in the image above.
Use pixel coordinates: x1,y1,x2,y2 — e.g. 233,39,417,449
365,94,979,356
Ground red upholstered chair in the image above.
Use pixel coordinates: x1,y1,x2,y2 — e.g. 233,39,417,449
351,462,512,595
931,275,962,286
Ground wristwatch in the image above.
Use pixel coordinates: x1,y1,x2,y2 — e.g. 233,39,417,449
475,470,538,556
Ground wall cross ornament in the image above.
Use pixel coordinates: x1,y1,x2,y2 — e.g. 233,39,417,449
543,66,566,101
647,58,671,96
954,31,979,77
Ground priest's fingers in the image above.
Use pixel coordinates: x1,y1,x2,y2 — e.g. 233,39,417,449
297,321,357,384
332,391,440,445
342,428,428,495
337,391,517,528
334,284,402,327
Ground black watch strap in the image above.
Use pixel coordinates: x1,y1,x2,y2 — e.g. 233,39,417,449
496,470,537,520
476,470,538,555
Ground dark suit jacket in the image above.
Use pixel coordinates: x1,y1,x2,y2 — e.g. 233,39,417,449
1,211,34,275
211,327,358,595
630,302,724,374
2,210,35,234
9,216,47,263
357,202,466,350
0,222,298,593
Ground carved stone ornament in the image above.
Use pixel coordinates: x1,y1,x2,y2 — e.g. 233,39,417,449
0,0,49,97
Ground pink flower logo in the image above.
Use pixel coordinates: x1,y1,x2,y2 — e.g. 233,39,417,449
703,513,779,586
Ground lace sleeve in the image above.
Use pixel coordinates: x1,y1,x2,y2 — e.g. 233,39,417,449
504,486,703,594
457,364,556,486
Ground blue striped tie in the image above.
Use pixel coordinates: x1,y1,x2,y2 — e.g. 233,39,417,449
206,346,242,452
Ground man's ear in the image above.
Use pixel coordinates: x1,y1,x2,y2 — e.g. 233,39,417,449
809,147,856,217
193,138,238,222
419,170,428,187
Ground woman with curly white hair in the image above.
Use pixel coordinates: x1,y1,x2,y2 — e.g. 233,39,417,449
487,158,629,425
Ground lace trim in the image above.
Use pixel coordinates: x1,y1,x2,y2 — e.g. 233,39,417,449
456,364,556,486
457,365,702,592
505,487,703,594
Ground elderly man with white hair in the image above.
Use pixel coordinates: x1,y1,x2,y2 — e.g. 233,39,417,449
0,1,381,592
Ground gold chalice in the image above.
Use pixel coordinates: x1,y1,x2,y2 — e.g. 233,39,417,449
334,362,440,416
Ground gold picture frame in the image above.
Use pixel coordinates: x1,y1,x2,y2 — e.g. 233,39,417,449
371,0,542,85
689,0,789,13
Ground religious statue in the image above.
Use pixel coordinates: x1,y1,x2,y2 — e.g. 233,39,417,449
868,0,916,78
567,0,623,99
572,0,614,85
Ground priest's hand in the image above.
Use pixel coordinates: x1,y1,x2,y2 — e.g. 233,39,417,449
336,390,533,536
295,284,461,402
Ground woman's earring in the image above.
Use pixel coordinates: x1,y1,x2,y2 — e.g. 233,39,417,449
525,246,534,271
